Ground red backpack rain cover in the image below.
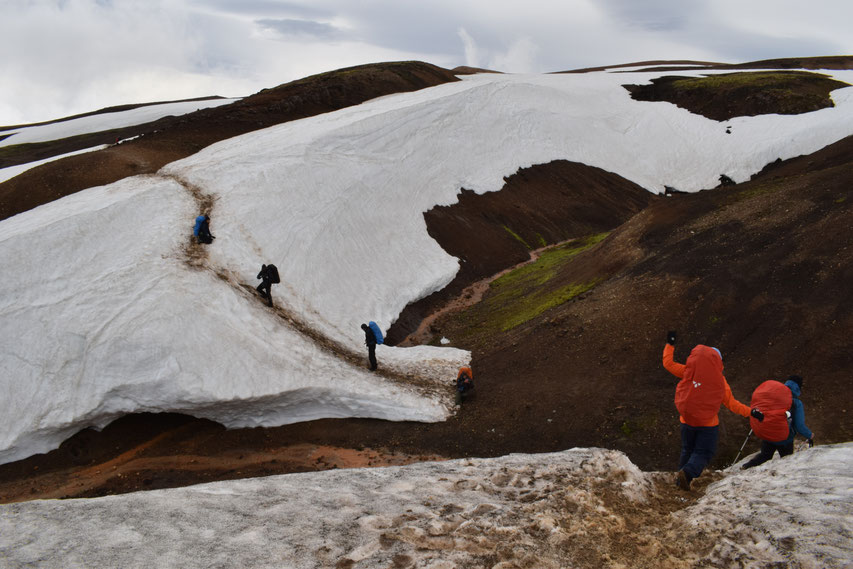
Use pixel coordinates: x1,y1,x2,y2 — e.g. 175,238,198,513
750,380,792,442
675,345,726,425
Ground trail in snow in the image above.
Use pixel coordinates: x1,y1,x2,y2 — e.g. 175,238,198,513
168,172,446,397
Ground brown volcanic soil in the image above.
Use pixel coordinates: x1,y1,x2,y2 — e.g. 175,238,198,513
1,60,852,503
386,160,655,344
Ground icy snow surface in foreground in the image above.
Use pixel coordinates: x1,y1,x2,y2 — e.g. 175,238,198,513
2,69,853,464
1,444,850,568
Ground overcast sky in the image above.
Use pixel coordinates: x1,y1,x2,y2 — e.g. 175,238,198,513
2,0,853,126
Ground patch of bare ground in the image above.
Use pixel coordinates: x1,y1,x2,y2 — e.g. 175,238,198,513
624,70,850,121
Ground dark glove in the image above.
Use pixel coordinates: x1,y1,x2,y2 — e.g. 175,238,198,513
750,408,764,422
807,438,814,448
666,331,677,345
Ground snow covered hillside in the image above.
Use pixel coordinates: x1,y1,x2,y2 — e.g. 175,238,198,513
0,98,240,183
2,69,853,466
0,98,238,148
2,443,850,568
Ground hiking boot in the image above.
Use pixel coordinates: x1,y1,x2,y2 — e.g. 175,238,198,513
675,470,691,491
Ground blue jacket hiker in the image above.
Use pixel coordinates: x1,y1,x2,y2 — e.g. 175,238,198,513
194,214,214,244
742,375,814,469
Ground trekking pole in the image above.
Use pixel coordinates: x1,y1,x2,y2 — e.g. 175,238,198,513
731,429,753,467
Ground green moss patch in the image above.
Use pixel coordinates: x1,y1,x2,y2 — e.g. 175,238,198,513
502,225,531,249
468,232,608,333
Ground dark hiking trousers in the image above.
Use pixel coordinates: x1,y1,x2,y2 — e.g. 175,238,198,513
256,280,273,305
679,424,719,480
367,343,377,370
742,439,794,469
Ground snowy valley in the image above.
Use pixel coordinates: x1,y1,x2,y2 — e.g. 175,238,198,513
1,63,853,567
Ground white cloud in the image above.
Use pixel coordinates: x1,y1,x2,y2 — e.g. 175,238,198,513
488,37,541,73
3,0,853,124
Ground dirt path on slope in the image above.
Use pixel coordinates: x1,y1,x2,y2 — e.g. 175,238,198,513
398,240,575,346
0,424,447,503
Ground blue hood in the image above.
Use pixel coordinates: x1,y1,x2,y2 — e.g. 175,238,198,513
785,379,802,398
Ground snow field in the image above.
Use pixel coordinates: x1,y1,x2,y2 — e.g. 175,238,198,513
0,173,464,464
2,445,850,568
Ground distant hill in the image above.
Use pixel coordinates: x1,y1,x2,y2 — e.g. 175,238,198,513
0,61,460,221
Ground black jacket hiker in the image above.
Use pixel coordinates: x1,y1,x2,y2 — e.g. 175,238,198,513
256,264,279,306
361,323,377,371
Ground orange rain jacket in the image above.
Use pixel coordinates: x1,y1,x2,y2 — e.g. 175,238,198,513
663,344,750,427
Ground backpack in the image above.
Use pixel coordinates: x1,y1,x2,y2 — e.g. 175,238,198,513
368,321,384,344
750,380,793,442
674,345,727,425
266,264,280,284
457,366,474,392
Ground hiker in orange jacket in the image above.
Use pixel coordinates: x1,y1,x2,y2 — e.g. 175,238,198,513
663,330,750,490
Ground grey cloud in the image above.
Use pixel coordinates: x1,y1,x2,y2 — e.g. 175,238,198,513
257,18,344,40
693,29,843,64
598,0,695,31
189,0,331,19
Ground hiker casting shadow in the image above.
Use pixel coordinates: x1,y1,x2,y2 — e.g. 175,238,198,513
662,330,751,491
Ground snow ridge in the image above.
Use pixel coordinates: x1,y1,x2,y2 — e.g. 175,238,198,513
2,445,851,567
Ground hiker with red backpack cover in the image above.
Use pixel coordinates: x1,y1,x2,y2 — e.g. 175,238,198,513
742,375,814,469
455,366,474,405
662,331,751,490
